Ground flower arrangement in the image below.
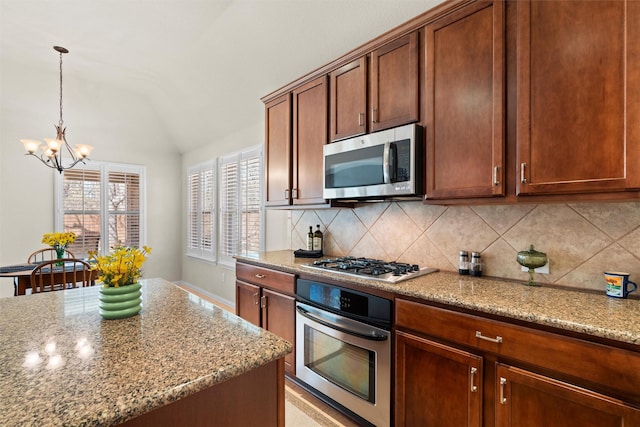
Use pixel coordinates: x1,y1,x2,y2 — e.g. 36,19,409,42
89,245,152,287
42,231,76,250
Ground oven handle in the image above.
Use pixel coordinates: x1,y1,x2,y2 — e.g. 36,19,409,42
296,306,389,341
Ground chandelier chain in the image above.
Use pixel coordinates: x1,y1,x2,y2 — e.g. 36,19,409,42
58,50,64,127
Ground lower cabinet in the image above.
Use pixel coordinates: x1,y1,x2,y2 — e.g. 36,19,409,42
395,331,482,426
495,364,640,427
235,262,296,376
395,298,640,427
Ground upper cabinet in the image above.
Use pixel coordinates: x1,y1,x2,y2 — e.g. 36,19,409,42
330,32,419,142
264,94,291,207
264,77,328,207
516,0,640,196
329,57,367,141
424,0,504,199
370,32,420,132
292,76,328,206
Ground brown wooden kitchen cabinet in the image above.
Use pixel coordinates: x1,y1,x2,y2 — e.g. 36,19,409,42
495,364,640,427
292,76,328,205
235,262,296,376
424,0,505,199
395,298,640,427
264,94,292,207
395,330,482,427
330,32,419,141
370,32,419,132
515,0,640,196
329,57,367,141
264,76,328,207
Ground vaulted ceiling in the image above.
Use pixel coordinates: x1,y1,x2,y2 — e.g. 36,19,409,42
1,0,439,153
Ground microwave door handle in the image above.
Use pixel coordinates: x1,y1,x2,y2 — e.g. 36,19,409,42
383,142,391,184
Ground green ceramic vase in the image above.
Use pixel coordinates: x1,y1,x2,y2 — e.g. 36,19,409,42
99,283,142,320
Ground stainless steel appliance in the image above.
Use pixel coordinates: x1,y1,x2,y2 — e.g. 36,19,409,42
323,123,423,200
295,278,391,427
302,256,438,284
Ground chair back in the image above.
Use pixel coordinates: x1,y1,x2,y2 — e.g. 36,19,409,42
27,248,75,264
30,259,94,293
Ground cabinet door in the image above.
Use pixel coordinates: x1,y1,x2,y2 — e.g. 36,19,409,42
329,57,367,141
370,32,419,132
496,364,640,427
516,0,640,195
395,331,482,427
425,0,505,199
261,288,296,376
265,94,292,206
235,280,261,327
292,76,328,205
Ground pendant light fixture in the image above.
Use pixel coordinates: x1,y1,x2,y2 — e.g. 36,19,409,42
20,46,93,173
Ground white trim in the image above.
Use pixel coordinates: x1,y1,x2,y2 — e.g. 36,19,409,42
186,159,217,262
174,280,235,311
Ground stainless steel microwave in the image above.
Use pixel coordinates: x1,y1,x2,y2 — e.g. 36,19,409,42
323,123,424,200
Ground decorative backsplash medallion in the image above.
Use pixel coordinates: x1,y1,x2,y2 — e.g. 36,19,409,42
290,202,640,292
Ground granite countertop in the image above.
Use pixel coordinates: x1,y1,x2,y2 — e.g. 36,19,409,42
237,250,640,347
0,278,292,427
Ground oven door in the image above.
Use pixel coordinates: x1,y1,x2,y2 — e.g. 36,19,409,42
295,302,390,427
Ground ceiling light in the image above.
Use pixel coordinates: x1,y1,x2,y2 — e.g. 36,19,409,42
20,46,93,173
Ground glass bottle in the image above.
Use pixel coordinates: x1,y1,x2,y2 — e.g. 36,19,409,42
471,252,482,276
307,226,314,251
458,251,469,275
313,225,323,252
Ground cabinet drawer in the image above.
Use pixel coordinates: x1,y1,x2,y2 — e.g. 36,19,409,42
396,299,640,403
236,263,295,296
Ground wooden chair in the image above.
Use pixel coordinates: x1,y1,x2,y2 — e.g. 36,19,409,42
30,259,94,293
27,248,75,264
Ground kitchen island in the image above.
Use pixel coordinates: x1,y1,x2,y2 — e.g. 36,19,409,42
0,278,292,427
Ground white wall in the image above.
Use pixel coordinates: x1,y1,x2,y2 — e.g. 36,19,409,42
180,122,289,306
0,62,182,298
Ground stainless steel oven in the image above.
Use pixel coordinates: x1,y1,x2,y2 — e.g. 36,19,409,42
295,278,391,427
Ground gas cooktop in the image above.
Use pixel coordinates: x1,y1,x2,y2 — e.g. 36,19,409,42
301,256,438,284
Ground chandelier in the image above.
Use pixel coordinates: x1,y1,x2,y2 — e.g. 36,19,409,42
20,46,93,173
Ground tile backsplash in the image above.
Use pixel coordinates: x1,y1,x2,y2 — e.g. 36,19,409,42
290,201,640,292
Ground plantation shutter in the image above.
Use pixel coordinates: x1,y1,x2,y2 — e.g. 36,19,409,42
239,152,262,256
186,161,216,261
57,162,145,258
219,156,239,261
219,145,263,266
108,170,141,248
62,168,102,258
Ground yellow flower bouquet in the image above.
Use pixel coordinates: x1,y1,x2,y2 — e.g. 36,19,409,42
42,232,76,249
89,245,151,287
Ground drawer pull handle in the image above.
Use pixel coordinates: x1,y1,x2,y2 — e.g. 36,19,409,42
253,292,259,305
476,331,503,344
260,295,267,309
493,166,500,186
520,162,527,184
500,377,507,404
255,274,266,279
470,367,478,392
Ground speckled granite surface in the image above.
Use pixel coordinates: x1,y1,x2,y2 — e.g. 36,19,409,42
0,278,292,427
237,251,640,347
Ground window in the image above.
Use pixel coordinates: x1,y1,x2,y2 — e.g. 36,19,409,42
55,162,146,258
187,161,216,261
219,145,263,266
